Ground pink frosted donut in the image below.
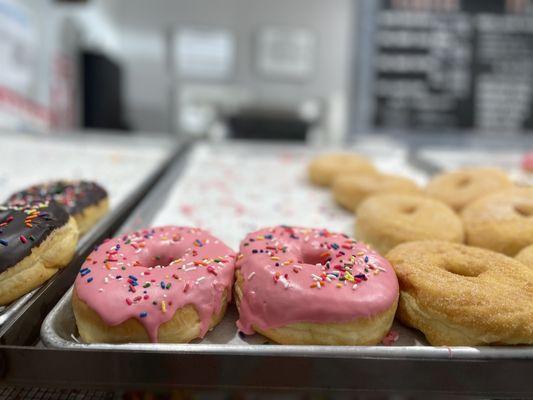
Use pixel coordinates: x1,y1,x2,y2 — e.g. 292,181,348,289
73,226,236,343
235,226,399,345
523,152,533,172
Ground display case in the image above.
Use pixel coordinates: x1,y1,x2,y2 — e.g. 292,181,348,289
0,133,532,397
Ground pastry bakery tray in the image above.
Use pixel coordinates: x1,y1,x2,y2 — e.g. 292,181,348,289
31,139,533,394
0,130,184,344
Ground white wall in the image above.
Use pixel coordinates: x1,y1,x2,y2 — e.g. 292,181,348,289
12,0,121,130
101,0,355,135
19,0,356,137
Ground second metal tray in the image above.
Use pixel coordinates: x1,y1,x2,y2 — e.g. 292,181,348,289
0,133,183,345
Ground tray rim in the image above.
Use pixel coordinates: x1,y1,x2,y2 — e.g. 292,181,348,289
41,282,533,361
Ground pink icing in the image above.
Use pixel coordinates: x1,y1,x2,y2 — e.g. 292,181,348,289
235,226,399,335
523,152,533,172
75,226,235,342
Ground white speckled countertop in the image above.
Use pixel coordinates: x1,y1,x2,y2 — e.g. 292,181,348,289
0,133,171,210
152,141,428,250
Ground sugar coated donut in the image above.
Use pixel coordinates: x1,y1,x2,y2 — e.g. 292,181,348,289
426,167,513,211
235,226,399,345
0,201,78,305
516,244,533,269
461,187,533,256
308,153,376,187
356,194,464,254
387,241,533,346
8,180,109,235
332,172,420,211
73,226,236,343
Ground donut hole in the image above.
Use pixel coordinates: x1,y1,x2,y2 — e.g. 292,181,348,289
456,176,471,188
302,253,326,266
301,248,329,266
514,203,533,218
401,205,418,215
443,264,483,278
138,250,183,269
144,256,176,268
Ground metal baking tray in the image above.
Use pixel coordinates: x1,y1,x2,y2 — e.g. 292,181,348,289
41,285,533,360
0,132,185,344
31,139,533,394
42,139,533,358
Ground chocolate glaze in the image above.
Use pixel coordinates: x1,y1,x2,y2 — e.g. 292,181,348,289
0,201,69,273
7,180,108,216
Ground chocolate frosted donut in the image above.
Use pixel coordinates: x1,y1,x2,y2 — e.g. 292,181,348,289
8,180,108,235
0,201,79,305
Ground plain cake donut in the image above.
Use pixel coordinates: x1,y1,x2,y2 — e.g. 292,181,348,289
356,193,464,254
461,187,533,256
387,241,533,346
308,153,376,187
235,226,399,345
73,226,236,343
332,172,421,211
426,168,513,211
516,244,533,269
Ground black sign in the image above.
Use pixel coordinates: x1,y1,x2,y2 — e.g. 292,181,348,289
373,0,533,132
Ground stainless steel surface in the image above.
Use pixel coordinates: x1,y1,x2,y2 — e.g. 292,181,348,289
0,291,37,326
4,342,530,395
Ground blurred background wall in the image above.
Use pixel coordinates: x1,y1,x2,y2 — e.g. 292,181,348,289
106,0,353,138
2,0,533,140
5,0,353,141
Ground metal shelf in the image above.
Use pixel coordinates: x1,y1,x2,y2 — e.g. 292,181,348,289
0,345,531,396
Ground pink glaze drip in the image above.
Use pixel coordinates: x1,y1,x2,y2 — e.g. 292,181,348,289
75,226,235,342
235,226,399,335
